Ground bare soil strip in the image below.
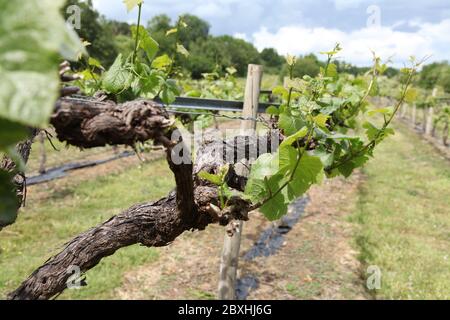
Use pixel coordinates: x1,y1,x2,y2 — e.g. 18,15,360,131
116,174,369,300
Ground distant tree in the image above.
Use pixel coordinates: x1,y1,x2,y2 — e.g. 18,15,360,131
188,37,229,79
260,48,284,74
218,36,261,76
260,48,284,68
148,14,172,32
384,67,400,78
439,68,450,93
288,54,323,78
189,36,260,78
64,0,118,67
147,14,176,58
419,62,443,89
419,61,450,93
187,53,217,79
177,14,210,49
114,34,134,58
335,60,370,76
106,20,131,36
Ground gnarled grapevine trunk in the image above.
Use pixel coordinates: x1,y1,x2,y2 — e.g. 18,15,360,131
8,97,277,300
8,187,218,300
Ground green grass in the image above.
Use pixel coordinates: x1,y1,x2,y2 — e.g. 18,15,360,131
351,122,450,299
286,281,322,299
235,73,280,92
0,158,174,299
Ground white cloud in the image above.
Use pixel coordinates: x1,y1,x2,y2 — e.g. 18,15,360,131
252,19,450,66
233,33,249,42
90,0,449,66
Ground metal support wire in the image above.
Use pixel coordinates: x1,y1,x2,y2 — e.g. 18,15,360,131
61,95,273,123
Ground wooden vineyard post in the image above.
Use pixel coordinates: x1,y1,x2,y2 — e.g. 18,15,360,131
412,103,417,127
443,118,449,146
401,103,407,118
218,64,263,300
426,88,438,137
425,107,434,136
38,131,47,174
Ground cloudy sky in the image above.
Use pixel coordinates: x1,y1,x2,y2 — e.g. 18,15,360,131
92,0,450,67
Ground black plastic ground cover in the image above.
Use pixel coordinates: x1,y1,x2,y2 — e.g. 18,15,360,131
235,196,309,300
27,151,134,186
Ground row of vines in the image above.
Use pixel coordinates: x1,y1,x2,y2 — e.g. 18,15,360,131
0,0,422,299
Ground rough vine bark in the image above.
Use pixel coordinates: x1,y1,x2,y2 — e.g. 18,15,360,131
8,187,222,300
8,97,277,300
51,98,173,148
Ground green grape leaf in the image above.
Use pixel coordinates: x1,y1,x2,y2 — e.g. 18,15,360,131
285,78,304,91
244,153,279,202
405,88,418,103
222,184,243,200
131,26,159,61
139,72,164,97
285,153,323,201
278,145,298,174
312,148,335,167
179,20,188,28
248,153,279,180
266,105,279,116
176,44,190,57
326,63,338,78
313,114,330,128
244,178,266,203
185,90,202,98
338,161,355,178
166,28,178,36
279,113,305,136
327,133,360,141
198,171,222,186
337,155,369,178
286,55,297,66
363,121,380,141
0,119,28,150
4,146,25,172
318,97,343,115
161,87,176,105
0,171,19,227
0,0,84,127
151,54,172,70
368,107,394,117
161,79,180,105
123,0,143,12
369,79,379,96
131,77,142,96
226,67,237,75
272,86,288,99
88,57,104,70
102,54,132,93
260,191,288,221
320,49,340,56
166,79,180,93
280,127,308,148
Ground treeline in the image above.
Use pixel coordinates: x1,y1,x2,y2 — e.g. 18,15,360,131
65,0,450,94
418,62,450,93
64,0,376,79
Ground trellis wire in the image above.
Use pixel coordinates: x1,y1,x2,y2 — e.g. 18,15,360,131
61,95,268,123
